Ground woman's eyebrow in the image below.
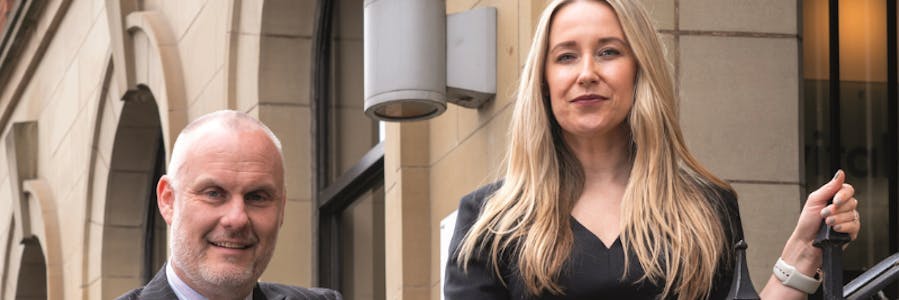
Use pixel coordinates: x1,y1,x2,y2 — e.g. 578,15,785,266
597,37,628,46
548,40,577,53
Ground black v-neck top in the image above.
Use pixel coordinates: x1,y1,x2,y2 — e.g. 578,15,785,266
444,182,745,300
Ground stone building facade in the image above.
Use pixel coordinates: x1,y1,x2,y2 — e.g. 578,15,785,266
0,0,894,299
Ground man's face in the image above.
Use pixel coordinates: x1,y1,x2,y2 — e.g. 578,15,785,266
158,127,285,290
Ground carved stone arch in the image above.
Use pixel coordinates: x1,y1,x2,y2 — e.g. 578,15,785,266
19,179,63,300
105,1,188,161
0,181,61,300
91,2,187,298
2,121,61,299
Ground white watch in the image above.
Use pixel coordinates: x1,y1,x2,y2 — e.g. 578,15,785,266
773,258,821,294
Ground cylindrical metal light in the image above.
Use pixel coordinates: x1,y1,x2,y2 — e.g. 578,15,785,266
364,0,446,121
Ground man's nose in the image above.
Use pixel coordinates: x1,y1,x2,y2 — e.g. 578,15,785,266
221,196,250,230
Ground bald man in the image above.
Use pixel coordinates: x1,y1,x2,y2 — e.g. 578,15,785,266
118,110,340,300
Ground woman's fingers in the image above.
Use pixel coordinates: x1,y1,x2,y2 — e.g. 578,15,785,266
833,183,855,206
822,194,860,241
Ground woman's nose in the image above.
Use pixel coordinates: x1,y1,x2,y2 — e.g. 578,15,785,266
577,56,599,86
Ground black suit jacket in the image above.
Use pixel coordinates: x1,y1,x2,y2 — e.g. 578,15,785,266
117,266,342,300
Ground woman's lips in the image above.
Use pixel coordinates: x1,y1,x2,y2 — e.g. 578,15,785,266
570,94,608,103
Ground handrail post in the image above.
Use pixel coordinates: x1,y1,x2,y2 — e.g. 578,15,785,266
727,240,761,300
814,216,851,299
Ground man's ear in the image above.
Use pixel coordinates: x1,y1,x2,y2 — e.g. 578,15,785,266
157,175,175,225
278,196,286,227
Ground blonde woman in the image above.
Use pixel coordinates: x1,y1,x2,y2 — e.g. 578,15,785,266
444,0,861,299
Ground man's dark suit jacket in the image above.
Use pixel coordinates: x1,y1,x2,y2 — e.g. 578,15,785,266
117,266,341,300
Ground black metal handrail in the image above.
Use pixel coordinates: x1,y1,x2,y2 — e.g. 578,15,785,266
727,241,899,300
844,253,899,300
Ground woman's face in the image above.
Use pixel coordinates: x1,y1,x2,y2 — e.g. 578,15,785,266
545,0,637,140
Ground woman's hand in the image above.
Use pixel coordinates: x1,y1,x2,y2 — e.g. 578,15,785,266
795,170,860,241
784,170,860,276
760,170,861,299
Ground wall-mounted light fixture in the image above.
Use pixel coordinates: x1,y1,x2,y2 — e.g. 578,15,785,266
364,0,497,121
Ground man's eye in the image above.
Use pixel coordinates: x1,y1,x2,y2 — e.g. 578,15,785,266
246,192,269,203
205,190,224,198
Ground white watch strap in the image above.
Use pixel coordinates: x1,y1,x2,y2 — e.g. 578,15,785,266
773,258,821,294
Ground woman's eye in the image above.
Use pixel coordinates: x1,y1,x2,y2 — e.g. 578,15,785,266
556,53,577,63
598,48,621,57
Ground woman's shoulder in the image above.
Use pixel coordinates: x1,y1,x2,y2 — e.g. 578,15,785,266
458,180,505,213
703,184,739,212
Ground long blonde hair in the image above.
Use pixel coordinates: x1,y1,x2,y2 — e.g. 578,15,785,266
456,1,735,299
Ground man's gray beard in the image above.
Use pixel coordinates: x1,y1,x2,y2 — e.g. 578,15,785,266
170,218,257,290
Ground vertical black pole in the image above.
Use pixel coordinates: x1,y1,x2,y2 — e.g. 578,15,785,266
886,0,898,297
313,0,335,290
814,0,850,299
829,1,841,170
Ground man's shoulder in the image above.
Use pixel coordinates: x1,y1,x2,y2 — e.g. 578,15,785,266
115,287,142,300
257,282,342,300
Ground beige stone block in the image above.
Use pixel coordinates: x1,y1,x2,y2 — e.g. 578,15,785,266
384,124,401,193
77,16,110,109
399,168,431,286
258,104,311,200
731,183,801,291
384,181,402,292
94,94,117,171
87,222,103,282
446,0,480,14
101,226,143,277
188,68,228,120
42,64,81,158
57,176,88,261
679,36,799,182
56,98,97,181
53,0,93,68
483,106,512,173
178,0,228,104
63,259,84,300
153,0,208,41
90,157,110,225
428,104,459,165
261,199,313,286
680,0,797,34
659,33,676,73
0,180,10,219
398,286,430,300
261,0,315,37
399,122,430,168
234,34,262,112
91,0,104,19
335,107,378,176
385,167,432,295
236,0,264,34
87,276,102,300
333,39,364,109
132,30,151,84
259,36,311,105
334,0,362,39
638,0,674,30
430,128,492,225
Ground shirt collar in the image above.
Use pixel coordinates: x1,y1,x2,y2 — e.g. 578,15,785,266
166,260,254,300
